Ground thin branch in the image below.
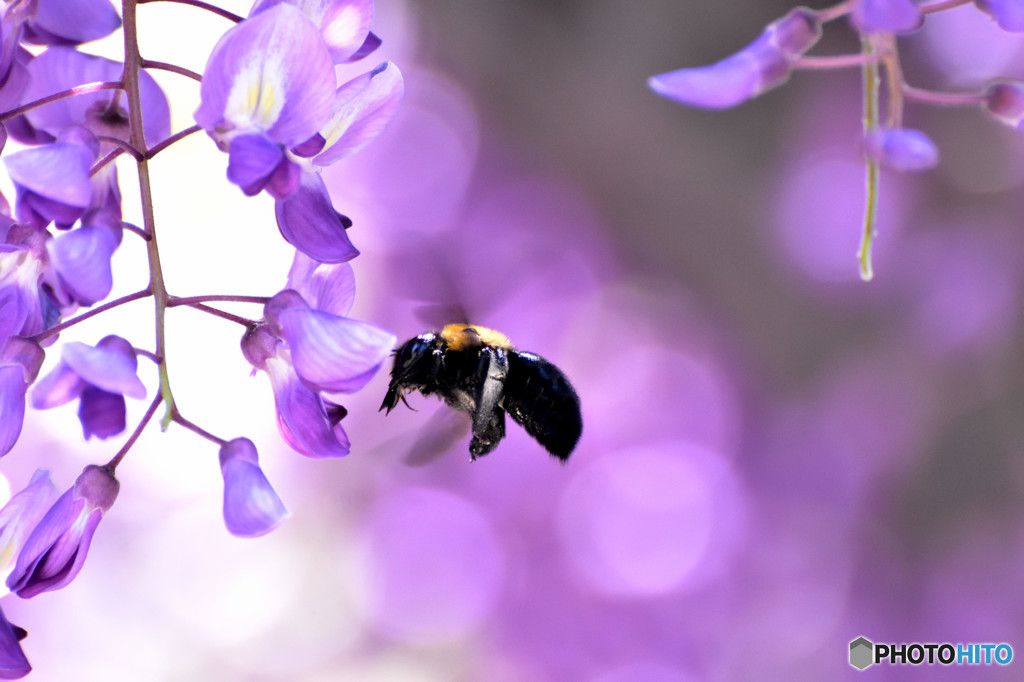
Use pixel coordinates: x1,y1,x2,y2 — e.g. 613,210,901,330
91,147,127,177
172,412,227,446
105,393,163,470
920,0,971,13
902,85,987,107
168,294,271,307
134,348,162,363
147,124,202,159
142,59,203,82
794,53,882,70
137,0,243,23
178,301,259,327
96,135,144,161
30,289,153,342
122,222,152,240
0,81,123,122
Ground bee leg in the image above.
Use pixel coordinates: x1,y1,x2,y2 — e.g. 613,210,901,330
469,347,508,458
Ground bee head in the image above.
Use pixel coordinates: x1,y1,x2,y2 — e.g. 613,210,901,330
379,333,440,413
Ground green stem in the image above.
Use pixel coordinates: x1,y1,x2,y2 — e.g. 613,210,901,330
859,37,880,282
123,0,176,427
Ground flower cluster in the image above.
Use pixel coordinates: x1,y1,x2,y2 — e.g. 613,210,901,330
0,0,401,675
649,1,1024,280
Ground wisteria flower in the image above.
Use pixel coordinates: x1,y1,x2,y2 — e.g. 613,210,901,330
863,127,939,172
249,0,379,64
6,464,119,598
975,0,1024,32
0,469,59,576
31,335,146,440
242,256,393,457
219,438,289,537
13,46,170,147
648,8,821,109
23,0,121,46
0,241,47,344
850,0,922,34
0,338,44,457
4,131,97,230
45,224,121,307
0,605,29,679
983,80,1024,128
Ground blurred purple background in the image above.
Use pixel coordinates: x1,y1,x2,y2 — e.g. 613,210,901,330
6,1,1024,679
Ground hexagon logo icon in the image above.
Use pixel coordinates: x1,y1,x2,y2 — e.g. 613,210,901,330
850,636,874,670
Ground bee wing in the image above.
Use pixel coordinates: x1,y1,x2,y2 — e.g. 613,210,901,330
503,351,582,461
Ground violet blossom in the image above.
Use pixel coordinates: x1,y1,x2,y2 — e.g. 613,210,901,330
0,338,44,458
6,464,119,598
31,335,146,440
242,255,394,458
0,469,59,576
863,127,940,172
0,605,29,680
219,438,289,537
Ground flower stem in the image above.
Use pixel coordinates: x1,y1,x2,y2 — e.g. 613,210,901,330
793,53,882,70
123,0,177,428
902,85,986,107
147,124,202,159
178,302,259,327
0,81,123,122
30,289,153,342
859,37,880,282
169,294,271,306
105,393,163,470
920,0,972,14
137,0,243,23
172,412,227,446
141,59,203,82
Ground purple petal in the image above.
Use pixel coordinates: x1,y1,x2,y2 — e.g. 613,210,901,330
226,133,285,195
0,469,60,569
23,47,170,146
0,338,44,383
30,361,85,409
61,336,146,399
314,61,404,166
241,324,281,371
78,386,126,439
47,225,118,306
265,357,350,457
648,37,789,109
975,0,1024,31
265,156,301,199
195,4,336,147
864,127,939,172
219,438,289,537
984,80,1024,127
249,0,374,64
346,30,381,62
0,605,31,678
6,488,95,598
278,307,395,393
0,366,28,457
5,141,94,226
851,0,923,33
275,171,359,263
766,8,822,56
286,253,356,317
27,0,121,45
83,164,124,231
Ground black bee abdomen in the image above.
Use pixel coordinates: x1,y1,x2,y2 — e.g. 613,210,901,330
503,351,582,460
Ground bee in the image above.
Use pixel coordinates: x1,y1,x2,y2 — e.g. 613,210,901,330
380,323,582,461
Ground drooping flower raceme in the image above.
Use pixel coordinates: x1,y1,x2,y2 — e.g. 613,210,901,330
219,438,289,538
648,1,1024,279
7,464,119,598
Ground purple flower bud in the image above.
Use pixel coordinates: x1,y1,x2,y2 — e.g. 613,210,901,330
863,127,940,172
0,469,59,572
975,0,1024,32
983,80,1024,127
0,339,44,457
851,0,923,34
219,438,289,537
249,0,376,64
7,464,119,598
0,604,30,679
31,335,146,440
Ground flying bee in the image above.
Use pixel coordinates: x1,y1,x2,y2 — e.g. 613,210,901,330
380,323,582,461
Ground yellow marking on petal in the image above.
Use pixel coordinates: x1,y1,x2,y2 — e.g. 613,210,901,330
224,54,287,131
